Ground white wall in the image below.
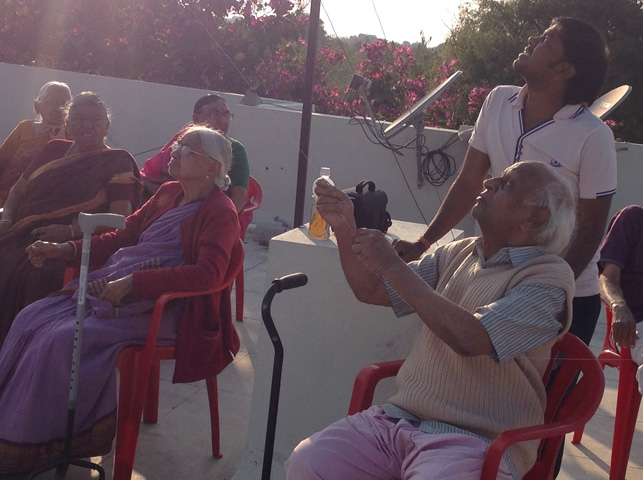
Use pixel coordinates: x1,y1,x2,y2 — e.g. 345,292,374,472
0,62,471,233
1,62,641,235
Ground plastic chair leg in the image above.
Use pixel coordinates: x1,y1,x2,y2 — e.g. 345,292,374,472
143,357,161,424
205,376,222,458
609,361,642,480
114,348,153,480
571,424,585,444
235,269,244,322
573,356,612,444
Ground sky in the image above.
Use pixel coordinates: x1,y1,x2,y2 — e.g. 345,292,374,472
314,0,466,46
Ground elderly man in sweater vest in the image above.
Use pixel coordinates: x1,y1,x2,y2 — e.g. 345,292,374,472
285,161,576,480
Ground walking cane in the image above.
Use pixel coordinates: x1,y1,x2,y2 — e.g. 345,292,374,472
29,213,126,480
260,272,308,480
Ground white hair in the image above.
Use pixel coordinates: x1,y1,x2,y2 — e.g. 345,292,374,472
35,81,71,102
181,125,232,189
34,81,72,122
522,162,577,254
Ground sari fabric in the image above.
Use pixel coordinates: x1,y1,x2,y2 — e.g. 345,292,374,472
0,203,197,474
0,119,68,206
71,182,241,383
0,139,141,346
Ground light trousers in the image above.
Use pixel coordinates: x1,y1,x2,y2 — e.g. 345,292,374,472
284,406,514,480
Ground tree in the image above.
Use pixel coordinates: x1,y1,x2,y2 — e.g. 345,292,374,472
252,36,472,128
0,0,479,129
0,0,310,93
444,0,643,143
1,0,639,142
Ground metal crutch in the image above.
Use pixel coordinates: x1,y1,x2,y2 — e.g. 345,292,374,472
29,212,126,480
260,272,308,480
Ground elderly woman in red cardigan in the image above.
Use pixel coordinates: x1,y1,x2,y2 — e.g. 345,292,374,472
0,125,240,473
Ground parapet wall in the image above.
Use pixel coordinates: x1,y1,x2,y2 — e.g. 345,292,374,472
1,62,640,235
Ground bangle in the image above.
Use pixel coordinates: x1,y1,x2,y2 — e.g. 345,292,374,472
69,224,75,240
63,241,77,261
0,219,12,225
417,237,431,252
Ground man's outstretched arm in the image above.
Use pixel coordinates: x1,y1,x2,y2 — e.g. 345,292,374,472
355,229,495,357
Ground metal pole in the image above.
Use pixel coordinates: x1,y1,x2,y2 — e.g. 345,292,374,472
293,0,321,228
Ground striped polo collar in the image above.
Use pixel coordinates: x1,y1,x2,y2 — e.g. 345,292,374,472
473,237,545,268
510,85,586,121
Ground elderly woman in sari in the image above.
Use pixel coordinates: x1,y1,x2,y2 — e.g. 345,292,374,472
0,81,72,206
0,92,141,346
0,126,240,473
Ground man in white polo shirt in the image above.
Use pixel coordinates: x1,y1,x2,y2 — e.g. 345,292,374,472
394,16,616,347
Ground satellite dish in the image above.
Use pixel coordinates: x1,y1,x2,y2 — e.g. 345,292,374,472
588,85,632,120
384,70,462,139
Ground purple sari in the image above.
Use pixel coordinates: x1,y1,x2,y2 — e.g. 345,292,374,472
0,201,200,474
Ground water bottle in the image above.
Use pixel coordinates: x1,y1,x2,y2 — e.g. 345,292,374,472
308,167,333,239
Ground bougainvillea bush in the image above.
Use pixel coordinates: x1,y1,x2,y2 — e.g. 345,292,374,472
0,0,483,128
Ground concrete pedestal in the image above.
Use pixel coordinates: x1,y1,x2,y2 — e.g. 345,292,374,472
232,221,463,480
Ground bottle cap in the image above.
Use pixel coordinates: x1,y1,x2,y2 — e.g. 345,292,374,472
320,167,330,176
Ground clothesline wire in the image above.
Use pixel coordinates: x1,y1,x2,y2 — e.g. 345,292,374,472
184,3,314,172
319,0,461,218
369,0,387,41
132,1,450,225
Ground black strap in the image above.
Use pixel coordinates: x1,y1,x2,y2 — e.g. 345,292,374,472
356,180,376,194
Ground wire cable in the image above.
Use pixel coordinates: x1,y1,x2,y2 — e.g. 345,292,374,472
133,146,164,157
419,132,458,187
389,147,428,224
369,0,387,41
421,147,457,187
320,1,356,72
184,3,314,169
181,1,448,225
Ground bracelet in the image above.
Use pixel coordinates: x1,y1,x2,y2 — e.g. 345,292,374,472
417,236,431,252
0,219,12,225
63,241,77,261
610,300,627,310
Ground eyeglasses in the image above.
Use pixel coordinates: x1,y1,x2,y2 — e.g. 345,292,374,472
171,142,216,162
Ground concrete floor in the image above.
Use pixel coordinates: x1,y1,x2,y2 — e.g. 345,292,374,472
15,235,643,480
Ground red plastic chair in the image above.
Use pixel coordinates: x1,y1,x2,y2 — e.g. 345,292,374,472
348,333,605,480
572,302,642,480
112,239,245,480
235,175,262,322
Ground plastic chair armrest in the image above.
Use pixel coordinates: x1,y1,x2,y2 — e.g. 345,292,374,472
348,360,404,415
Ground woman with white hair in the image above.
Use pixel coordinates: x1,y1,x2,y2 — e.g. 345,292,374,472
0,125,241,473
0,81,72,206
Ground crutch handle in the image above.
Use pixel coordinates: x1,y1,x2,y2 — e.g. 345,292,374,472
78,212,126,235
